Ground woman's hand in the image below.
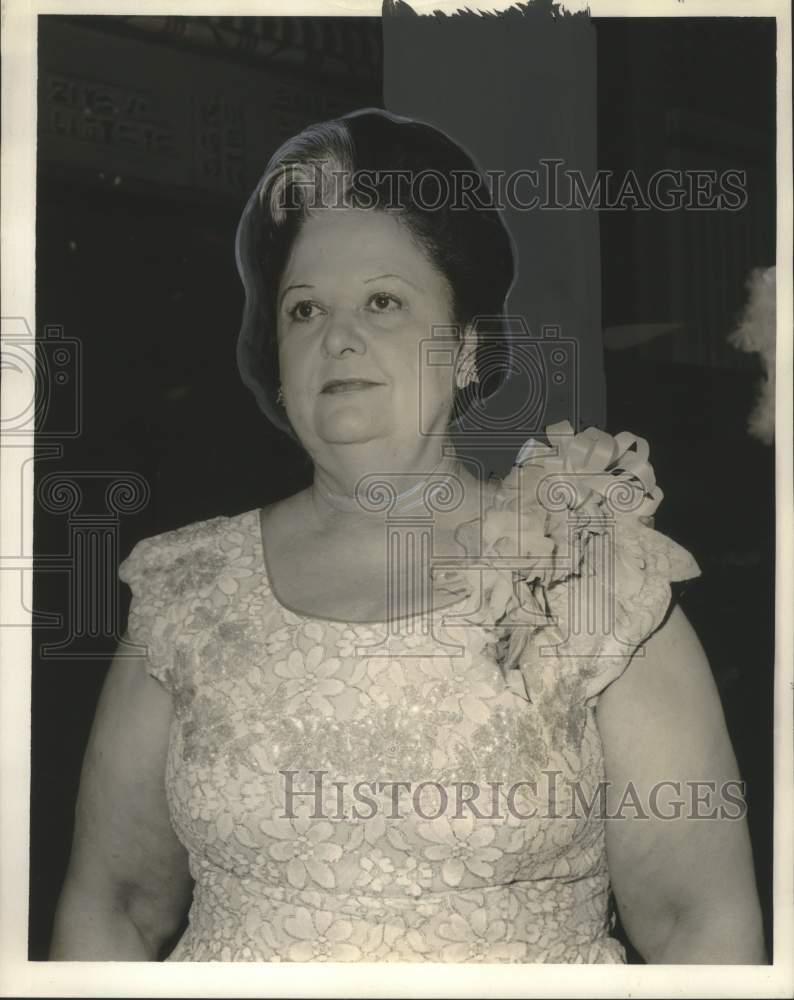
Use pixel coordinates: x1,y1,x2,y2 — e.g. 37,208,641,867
49,638,192,960
596,604,767,964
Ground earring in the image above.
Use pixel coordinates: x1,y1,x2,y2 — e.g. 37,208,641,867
277,385,285,406
455,326,479,389
455,349,479,389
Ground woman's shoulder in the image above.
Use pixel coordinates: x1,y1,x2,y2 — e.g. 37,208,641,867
118,508,259,593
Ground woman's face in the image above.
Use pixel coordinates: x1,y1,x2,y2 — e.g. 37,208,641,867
276,207,460,457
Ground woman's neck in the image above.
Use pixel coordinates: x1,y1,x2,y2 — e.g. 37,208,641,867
308,443,474,529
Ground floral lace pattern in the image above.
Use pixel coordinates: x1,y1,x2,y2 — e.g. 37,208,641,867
118,427,700,963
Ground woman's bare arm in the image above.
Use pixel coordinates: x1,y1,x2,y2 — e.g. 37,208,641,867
50,640,192,960
596,604,766,964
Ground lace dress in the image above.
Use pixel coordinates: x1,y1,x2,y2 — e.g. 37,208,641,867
118,424,700,963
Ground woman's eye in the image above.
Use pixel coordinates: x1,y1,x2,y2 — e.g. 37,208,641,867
288,300,323,322
367,292,401,313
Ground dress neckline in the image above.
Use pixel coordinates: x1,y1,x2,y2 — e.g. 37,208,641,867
250,507,473,628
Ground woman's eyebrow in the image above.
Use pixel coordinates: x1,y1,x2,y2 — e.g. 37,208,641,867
279,283,314,307
364,273,424,291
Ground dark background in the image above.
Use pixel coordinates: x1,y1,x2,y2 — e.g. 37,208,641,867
30,13,775,961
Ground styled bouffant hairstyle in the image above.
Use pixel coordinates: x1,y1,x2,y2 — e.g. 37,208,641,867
235,107,516,440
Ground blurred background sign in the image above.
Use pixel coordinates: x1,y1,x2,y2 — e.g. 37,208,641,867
38,16,381,203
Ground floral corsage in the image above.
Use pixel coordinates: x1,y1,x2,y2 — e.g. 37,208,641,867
454,421,700,700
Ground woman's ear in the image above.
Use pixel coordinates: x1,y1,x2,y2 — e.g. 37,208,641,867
455,323,479,389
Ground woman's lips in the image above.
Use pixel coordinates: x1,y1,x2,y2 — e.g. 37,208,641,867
321,380,383,394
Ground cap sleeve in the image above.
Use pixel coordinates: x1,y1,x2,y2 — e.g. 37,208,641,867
118,514,237,692
118,533,184,690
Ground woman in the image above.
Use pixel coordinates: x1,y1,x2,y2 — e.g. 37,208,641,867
50,109,765,963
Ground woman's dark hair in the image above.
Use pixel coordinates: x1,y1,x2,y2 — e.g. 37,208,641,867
235,107,516,440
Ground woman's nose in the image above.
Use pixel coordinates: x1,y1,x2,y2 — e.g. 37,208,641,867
321,309,366,357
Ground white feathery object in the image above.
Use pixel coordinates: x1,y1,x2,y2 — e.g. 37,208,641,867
728,266,776,445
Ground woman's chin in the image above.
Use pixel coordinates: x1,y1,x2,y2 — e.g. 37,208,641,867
314,412,389,445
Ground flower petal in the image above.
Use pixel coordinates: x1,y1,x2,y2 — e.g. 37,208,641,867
441,942,471,962
461,693,490,724
284,907,315,940
441,856,465,887
465,857,495,878
331,943,362,961
326,919,353,943
314,842,343,863
268,840,297,861
286,857,306,888
439,915,469,943
422,844,451,861
288,941,315,961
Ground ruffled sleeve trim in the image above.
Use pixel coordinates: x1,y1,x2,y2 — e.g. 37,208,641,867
538,519,701,704
453,421,701,720
119,535,181,689
118,516,228,691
